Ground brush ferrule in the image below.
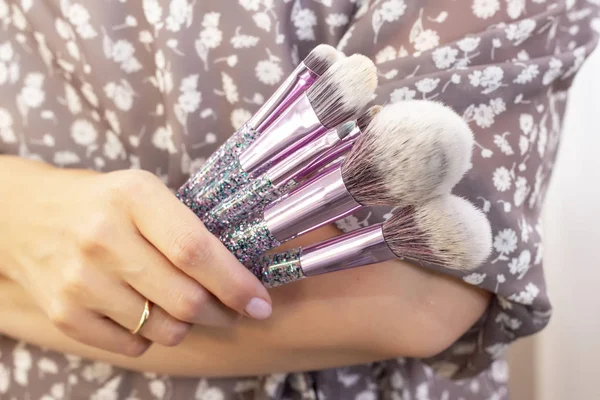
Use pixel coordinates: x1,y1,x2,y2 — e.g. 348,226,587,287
299,224,397,276
264,163,361,242
265,127,338,187
239,93,327,176
247,64,319,132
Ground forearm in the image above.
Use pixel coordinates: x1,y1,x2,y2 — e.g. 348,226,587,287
0,224,490,377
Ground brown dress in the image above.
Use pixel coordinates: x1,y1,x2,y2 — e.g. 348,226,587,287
0,0,598,398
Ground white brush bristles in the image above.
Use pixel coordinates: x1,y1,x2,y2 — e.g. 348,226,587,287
342,100,474,207
303,44,345,76
383,195,492,271
357,105,382,131
306,54,378,128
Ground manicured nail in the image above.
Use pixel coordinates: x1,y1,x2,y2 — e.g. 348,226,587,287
245,298,272,320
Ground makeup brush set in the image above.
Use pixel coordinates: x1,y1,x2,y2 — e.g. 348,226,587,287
177,44,493,288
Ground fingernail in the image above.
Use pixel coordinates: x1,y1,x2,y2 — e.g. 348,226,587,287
245,298,272,320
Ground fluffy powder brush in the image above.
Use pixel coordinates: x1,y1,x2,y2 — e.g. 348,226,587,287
220,100,475,265
202,106,382,234
187,54,378,218
178,44,344,203
256,195,493,288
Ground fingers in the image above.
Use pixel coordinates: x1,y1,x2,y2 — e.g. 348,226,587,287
47,302,150,357
125,173,272,320
95,283,192,346
117,236,239,327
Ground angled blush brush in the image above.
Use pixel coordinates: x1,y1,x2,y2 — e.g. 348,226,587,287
256,195,493,288
187,54,378,217
202,106,382,233
220,100,475,265
177,44,344,203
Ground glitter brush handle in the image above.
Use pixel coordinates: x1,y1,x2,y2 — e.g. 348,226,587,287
177,66,318,204
221,219,282,266
204,125,361,233
177,125,257,206
187,94,329,219
258,224,397,288
218,163,362,264
203,175,289,234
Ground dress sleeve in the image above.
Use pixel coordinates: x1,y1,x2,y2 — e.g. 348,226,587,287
293,0,599,379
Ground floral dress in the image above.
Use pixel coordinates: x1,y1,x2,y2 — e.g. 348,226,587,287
0,0,598,399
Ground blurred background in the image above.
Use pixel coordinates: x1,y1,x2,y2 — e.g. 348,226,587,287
507,46,600,399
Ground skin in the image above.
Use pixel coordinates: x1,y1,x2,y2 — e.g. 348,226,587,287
0,156,491,376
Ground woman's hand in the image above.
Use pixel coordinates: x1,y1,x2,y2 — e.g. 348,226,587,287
0,156,272,356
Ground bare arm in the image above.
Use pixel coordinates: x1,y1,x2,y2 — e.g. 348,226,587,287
0,220,490,377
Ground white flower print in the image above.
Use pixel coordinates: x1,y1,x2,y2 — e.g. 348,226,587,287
0,107,15,143
390,87,416,102
200,28,223,49
519,113,534,135
292,7,317,41
543,58,564,85
255,59,283,86
82,362,113,383
71,119,97,146
376,46,397,64
472,0,500,19
65,3,97,39
219,73,238,104
372,0,407,43
149,379,166,398
493,229,518,255
253,12,271,32
90,375,122,400
414,29,440,52
508,283,540,305
104,81,135,111
513,176,530,207
508,250,531,279
486,343,509,359
494,133,514,155
165,0,191,32
196,383,225,400
0,363,9,393
495,312,522,330
239,0,261,11
463,273,487,285
493,167,512,191
51,383,65,398
507,0,525,19
326,13,349,34
230,28,259,48
230,108,252,130
469,66,504,93
514,64,539,84
457,37,481,53
178,91,202,113
152,125,177,153
356,390,377,400
142,0,163,25
415,78,440,96
53,151,81,166
472,104,495,128
519,135,529,155
505,19,536,46
379,0,407,22
104,131,126,160
432,46,458,69
38,358,59,374
17,72,46,117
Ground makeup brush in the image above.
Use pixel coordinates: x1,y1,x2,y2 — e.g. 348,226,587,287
177,44,344,203
202,106,382,234
256,195,493,288
220,100,474,265
187,54,378,217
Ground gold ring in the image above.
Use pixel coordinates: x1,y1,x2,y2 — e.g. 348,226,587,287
131,299,152,335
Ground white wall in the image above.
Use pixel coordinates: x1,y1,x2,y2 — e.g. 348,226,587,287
509,46,600,399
